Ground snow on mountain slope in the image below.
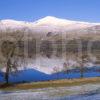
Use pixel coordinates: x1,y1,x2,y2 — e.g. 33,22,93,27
0,19,34,31
33,16,95,27
31,16,100,34
0,16,100,32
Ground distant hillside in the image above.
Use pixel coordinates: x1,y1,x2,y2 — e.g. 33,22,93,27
0,67,100,83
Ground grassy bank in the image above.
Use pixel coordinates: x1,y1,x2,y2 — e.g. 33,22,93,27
0,77,100,90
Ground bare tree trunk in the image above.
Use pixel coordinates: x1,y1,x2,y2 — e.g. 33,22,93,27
80,67,84,78
5,59,11,84
5,66,9,84
2,34,24,84
80,61,84,78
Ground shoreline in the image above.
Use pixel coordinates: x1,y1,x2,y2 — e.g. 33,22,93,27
0,77,100,90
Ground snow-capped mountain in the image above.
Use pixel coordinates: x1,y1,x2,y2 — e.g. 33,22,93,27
0,16,100,40
0,16,100,32
33,16,97,28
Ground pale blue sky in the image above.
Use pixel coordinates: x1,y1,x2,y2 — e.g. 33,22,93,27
0,0,100,22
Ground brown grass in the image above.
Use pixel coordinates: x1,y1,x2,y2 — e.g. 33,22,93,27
0,77,100,90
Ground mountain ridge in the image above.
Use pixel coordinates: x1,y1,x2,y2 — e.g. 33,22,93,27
0,16,100,30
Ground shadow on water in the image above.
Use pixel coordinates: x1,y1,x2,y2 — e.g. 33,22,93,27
56,88,100,100
80,88,100,96
0,87,100,100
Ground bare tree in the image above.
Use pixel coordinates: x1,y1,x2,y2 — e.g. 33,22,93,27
63,62,70,75
1,30,24,84
53,67,60,80
77,55,88,78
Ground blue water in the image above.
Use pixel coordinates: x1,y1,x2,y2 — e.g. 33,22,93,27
0,66,100,83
